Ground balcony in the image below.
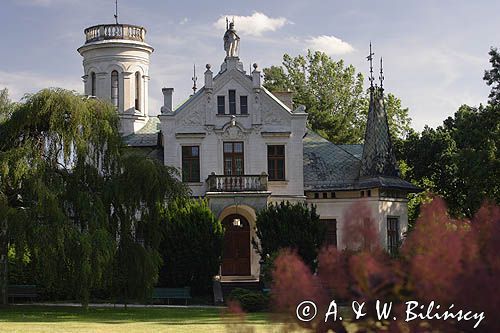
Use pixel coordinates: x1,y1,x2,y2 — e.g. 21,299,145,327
207,173,268,192
84,24,146,44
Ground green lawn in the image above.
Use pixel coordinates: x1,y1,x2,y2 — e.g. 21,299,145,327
0,306,304,333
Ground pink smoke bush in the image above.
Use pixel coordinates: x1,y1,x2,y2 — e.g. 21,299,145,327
268,198,500,332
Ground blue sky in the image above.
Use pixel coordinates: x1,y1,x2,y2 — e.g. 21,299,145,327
0,0,498,130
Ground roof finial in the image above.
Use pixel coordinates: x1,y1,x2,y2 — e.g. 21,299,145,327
379,57,384,90
114,0,118,24
367,42,375,91
192,64,198,94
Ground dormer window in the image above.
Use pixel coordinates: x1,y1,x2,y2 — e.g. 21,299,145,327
217,96,225,114
240,96,248,114
217,90,249,115
229,90,236,115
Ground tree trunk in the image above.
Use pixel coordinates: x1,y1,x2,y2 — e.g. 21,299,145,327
0,218,8,306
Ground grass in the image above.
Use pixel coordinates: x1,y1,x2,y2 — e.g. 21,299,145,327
0,305,301,333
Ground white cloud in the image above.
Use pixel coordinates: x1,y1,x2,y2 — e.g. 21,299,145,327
305,35,355,56
214,12,288,37
0,70,81,102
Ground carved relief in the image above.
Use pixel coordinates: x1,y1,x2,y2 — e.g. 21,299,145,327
263,107,285,125
177,103,203,126
221,125,245,140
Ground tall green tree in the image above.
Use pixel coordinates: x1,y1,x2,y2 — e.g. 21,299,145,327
263,50,411,143
398,48,500,218
254,201,325,270
159,199,223,295
399,105,499,218
484,47,500,105
0,88,187,307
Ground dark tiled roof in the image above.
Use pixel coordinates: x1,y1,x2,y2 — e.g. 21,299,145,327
303,131,361,190
337,144,363,159
122,117,160,147
303,130,419,192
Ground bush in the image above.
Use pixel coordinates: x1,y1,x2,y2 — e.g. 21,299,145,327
158,199,224,295
254,201,325,270
228,288,269,312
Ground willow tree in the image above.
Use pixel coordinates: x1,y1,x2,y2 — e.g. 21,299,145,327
0,88,187,307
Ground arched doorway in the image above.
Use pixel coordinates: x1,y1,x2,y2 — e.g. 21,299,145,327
221,214,251,276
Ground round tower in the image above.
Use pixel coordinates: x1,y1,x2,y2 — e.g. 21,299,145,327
78,23,154,135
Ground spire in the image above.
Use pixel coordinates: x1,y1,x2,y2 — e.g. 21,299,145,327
114,0,118,24
192,64,198,94
360,52,399,178
366,42,375,91
379,57,384,90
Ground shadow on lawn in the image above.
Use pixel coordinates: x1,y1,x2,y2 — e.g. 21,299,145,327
0,306,272,327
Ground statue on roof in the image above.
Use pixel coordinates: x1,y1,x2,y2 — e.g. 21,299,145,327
224,19,240,58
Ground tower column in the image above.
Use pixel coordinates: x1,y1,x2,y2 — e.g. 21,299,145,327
82,75,89,95
96,72,108,101
122,71,134,114
143,75,150,117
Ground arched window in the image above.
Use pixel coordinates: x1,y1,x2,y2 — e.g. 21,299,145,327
111,70,119,108
90,72,96,97
135,71,141,111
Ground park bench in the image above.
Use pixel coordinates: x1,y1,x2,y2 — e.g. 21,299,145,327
152,287,191,305
7,285,38,302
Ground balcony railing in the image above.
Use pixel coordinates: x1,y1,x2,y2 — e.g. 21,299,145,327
84,24,146,44
207,173,268,192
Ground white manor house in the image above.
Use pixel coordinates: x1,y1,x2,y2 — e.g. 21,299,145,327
77,19,418,280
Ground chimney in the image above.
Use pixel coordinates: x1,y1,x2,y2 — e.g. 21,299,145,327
161,87,174,113
273,91,294,110
205,64,213,90
252,63,261,89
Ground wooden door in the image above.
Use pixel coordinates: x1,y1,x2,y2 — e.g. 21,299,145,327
221,215,251,276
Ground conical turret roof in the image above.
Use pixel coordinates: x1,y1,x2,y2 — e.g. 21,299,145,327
360,87,399,178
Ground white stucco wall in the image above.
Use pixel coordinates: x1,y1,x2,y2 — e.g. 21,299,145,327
307,192,409,250
159,58,307,198
78,39,153,135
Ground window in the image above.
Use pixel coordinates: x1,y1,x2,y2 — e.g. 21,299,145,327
367,190,372,197
229,90,236,115
135,71,141,111
240,96,248,114
331,192,336,198
322,219,337,247
182,146,200,182
111,70,119,108
267,145,285,180
90,72,96,97
314,193,319,199
223,142,244,175
323,192,328,199
387,217,400,255
217,96,225,115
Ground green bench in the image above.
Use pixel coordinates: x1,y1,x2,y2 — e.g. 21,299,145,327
152,287,191,305
7,285,38,302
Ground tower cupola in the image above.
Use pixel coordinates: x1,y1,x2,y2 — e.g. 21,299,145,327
77,19,154,135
